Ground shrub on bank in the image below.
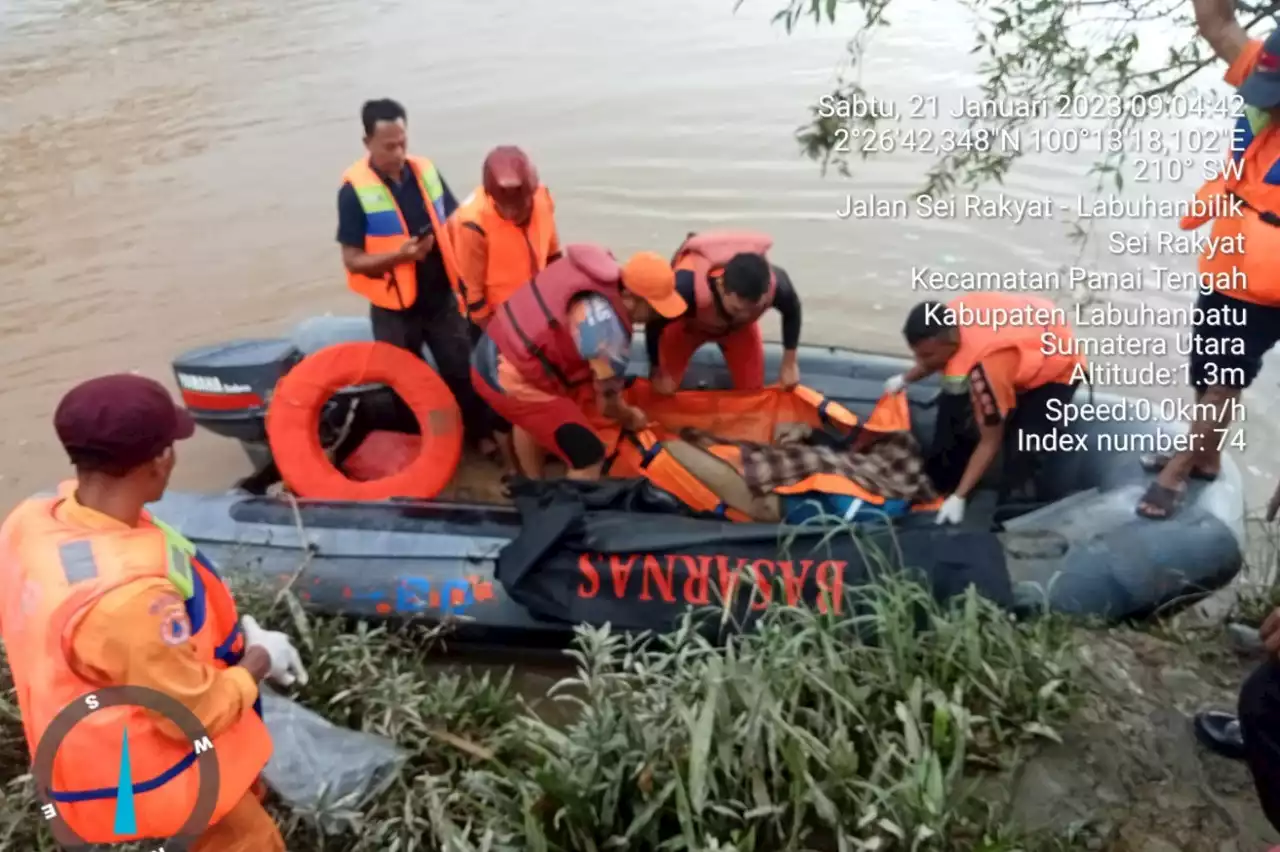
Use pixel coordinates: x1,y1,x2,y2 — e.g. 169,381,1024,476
0,569,1082,851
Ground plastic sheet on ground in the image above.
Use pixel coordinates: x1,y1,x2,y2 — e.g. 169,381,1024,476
261,688,407,833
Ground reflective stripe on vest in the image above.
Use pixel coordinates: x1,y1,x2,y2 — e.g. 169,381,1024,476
355,162,450,237
342,155,460,311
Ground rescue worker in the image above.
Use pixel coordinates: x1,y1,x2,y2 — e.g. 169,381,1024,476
644,231,803,393
0,374,306,852
470,244,686,480
887,293,1083,525
452,146,562,331
1138,0,1280,519
336,98,501,460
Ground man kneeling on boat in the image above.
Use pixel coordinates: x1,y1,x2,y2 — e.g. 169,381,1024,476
470,244,686,480
0,374,305,851
644,230,803,394
888,292,1084,526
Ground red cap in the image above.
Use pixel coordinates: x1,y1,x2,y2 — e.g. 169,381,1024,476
54,374,196,470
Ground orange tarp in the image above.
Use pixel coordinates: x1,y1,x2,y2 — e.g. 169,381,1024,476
605,386,917,517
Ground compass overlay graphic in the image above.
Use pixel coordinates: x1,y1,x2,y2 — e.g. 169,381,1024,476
31,685,221,852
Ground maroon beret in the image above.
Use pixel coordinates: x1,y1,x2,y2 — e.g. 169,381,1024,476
54,374,195,470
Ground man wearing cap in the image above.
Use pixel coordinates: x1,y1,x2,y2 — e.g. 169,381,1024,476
338,98,502,461
451,146,563,331
1137,0,1280,518
0,374,305,851
471,245,686,479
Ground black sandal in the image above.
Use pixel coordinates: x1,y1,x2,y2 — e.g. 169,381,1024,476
1192,710,1246,761
1139,453,1219,482
1135,481,1185,520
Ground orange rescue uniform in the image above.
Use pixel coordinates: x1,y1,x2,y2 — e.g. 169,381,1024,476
452,185,561,324
1181,38,1280,307
942,293,1083,426
0,485,281,852
654,231,779,390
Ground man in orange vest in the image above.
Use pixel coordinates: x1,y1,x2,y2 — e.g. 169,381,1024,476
337,98,501,460
452,146,562,331
888,295,1083,525
1136,0,1280,519
0,374,306,851
471,245,685,480
644,231,803,394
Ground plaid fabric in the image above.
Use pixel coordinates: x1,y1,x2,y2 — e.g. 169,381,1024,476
682,427,939,502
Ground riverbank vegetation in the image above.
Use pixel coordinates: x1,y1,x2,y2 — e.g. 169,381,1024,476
1,570,1093,851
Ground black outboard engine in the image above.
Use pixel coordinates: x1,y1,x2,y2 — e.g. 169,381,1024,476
172,338,300,446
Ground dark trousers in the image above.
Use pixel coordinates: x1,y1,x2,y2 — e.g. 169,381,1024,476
999,381,1079,499
925,381,1079,498
1238,658,1280,832
370,297,499,442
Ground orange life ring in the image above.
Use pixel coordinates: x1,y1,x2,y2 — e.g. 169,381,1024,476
266,341,463,501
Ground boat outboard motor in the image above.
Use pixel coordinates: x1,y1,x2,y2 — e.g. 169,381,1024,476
171,328,397,482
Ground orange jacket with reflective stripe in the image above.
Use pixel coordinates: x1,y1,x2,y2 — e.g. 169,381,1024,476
341,155,462,310
1180,106,1280,306
673,230,777,336
453,185,558,322
943,293,1081,392
0,486,272,843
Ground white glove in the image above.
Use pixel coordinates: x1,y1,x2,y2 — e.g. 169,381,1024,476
884,374,906,395
241,615,308,687
935,494,966,526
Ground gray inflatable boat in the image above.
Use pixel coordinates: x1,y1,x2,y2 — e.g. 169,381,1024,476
155,316,1246,643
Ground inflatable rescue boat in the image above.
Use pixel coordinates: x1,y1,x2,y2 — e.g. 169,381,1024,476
158,316,1246,644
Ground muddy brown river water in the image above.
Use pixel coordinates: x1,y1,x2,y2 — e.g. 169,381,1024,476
2,0,1278,518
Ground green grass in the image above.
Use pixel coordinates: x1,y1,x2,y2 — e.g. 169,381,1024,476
0,557,1089,851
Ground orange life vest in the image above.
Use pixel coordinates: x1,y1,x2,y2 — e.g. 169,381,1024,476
341,155,462,311
943,293,1082,391
1179,106,1280,306
610,386,864,518
0,485,273,843
609,430,753,521
453,185,557,321
610,387,945,519
486,244,632,394
673,230,777,335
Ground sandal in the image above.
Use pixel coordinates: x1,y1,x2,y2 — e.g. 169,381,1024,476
1135,481,1185,520
1192,710,1246,761
1139,453,1219,482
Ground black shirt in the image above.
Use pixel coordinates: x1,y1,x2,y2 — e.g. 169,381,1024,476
336,161,461,312
645,265,802,367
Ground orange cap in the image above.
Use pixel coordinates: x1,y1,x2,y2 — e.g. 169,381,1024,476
621,252,684,318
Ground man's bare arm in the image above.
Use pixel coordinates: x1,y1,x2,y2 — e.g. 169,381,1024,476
1194,0,1249,64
